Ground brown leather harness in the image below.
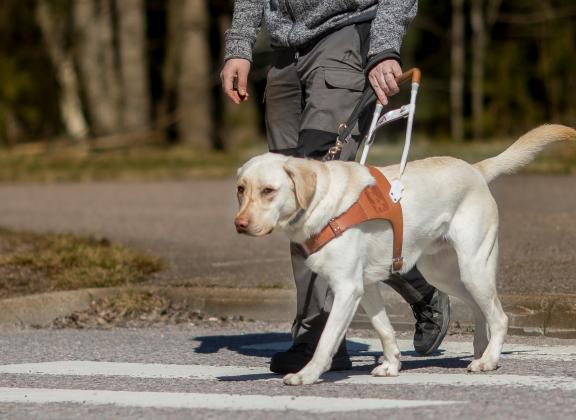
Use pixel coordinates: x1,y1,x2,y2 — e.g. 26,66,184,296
303,166,404,272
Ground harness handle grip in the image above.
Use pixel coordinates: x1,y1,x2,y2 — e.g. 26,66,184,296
324,68,422,161
395,68,421,86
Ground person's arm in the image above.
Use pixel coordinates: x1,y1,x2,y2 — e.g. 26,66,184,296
224,0,264,62
221,0,264,104
366,0,418,105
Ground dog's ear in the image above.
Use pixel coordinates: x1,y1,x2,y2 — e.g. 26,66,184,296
283,158,317,209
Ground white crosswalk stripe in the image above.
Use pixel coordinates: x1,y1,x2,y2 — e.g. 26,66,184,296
1,338,574,414
0,361,575,391
0,388,459,413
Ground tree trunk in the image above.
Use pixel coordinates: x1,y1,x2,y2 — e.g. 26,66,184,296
165,0,212,148
116,0,150,132
1,109,23,147
157,0,179,136
73,0,122,136
470,0,485,140
537,1,561,122
35,0,88,141
471,0,502,139
99,0,123,132
451,0,465,141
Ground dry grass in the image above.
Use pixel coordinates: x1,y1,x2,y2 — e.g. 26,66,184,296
0,227,164,299
365,138,576,174
0,136,574,184
0,144,264,183
49,291,244,329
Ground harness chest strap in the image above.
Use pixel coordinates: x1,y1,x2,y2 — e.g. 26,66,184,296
303,166,404,272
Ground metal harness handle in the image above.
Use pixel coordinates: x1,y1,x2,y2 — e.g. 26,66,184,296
323,68,421,163
355,68,421,203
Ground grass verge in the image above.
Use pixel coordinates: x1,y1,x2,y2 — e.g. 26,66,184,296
365,139,576,174
0,227,164,299
0,136,574,183
0,144,265,183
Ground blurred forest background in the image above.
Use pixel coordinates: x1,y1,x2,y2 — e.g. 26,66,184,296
0,0,574,155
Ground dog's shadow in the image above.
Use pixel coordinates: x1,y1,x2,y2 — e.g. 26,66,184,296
193,333,471,382
193,332,291,357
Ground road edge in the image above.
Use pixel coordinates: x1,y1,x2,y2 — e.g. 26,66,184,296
1,286,575,338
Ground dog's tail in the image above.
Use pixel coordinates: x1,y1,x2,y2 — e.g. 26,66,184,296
474,124,576,183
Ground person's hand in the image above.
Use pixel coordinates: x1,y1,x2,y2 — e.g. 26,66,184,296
367,59,402,105
220,58,251,105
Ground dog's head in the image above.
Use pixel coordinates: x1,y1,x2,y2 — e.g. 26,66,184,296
234,153,318,236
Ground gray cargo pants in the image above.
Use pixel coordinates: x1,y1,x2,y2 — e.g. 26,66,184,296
265,24,435,346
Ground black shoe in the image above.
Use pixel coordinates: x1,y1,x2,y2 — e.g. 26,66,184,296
270,343,352,374
411,289,450,355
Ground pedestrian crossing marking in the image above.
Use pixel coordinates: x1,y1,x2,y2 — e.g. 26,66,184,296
1,361,575,391
0,361,267,380
2,338,574,414
0,387,459,413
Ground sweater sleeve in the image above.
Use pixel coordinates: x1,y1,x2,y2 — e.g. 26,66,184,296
366,0,418,69
224,0,264,62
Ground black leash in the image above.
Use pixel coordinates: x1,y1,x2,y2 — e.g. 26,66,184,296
322,88,377,162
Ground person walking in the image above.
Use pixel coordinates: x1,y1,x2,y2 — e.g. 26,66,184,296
221,0,450,374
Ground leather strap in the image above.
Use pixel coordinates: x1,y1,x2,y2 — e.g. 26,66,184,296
303,166,404,272
337,89,377,144
322,89,377,162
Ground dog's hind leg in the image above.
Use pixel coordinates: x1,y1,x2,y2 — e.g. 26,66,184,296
449,200,508,372
418,248,489,359
360,283,401,376
471,309,489,359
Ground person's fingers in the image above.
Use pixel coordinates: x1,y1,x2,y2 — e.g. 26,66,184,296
384,71,399,95
236,68,249,101
376,70,393,96
221,68,241,104
391,61,403,78
368,73,388,105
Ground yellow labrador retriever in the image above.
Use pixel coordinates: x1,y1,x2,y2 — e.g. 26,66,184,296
234,124,575,386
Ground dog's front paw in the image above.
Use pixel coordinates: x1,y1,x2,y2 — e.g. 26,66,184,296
283,372,319,386
371,361,401,377
467,358,498,372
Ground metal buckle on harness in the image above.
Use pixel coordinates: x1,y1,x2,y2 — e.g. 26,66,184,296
392,257,404,273
327,139,343,160
328,219,343,236
324,123,348,161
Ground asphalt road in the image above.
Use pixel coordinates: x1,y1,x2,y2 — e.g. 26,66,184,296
0,323,575,419
0,174,574,293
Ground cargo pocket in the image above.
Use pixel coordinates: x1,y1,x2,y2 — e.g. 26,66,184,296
324,68,366,92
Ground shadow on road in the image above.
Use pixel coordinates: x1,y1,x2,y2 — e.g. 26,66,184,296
193,332,292,357
193,333,470,375
192,332,472,382
192,333,376,357
400,357,470,370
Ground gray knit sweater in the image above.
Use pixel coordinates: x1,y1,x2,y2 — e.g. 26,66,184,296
224,0,417,66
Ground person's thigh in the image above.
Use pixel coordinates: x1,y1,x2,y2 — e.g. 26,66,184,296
296,24,368,160
265,50,302,155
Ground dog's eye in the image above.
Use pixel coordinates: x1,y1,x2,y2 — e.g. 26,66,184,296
262,187,276,195
237,186,245,194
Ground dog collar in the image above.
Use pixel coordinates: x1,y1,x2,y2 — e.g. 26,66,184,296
288,208,306,226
